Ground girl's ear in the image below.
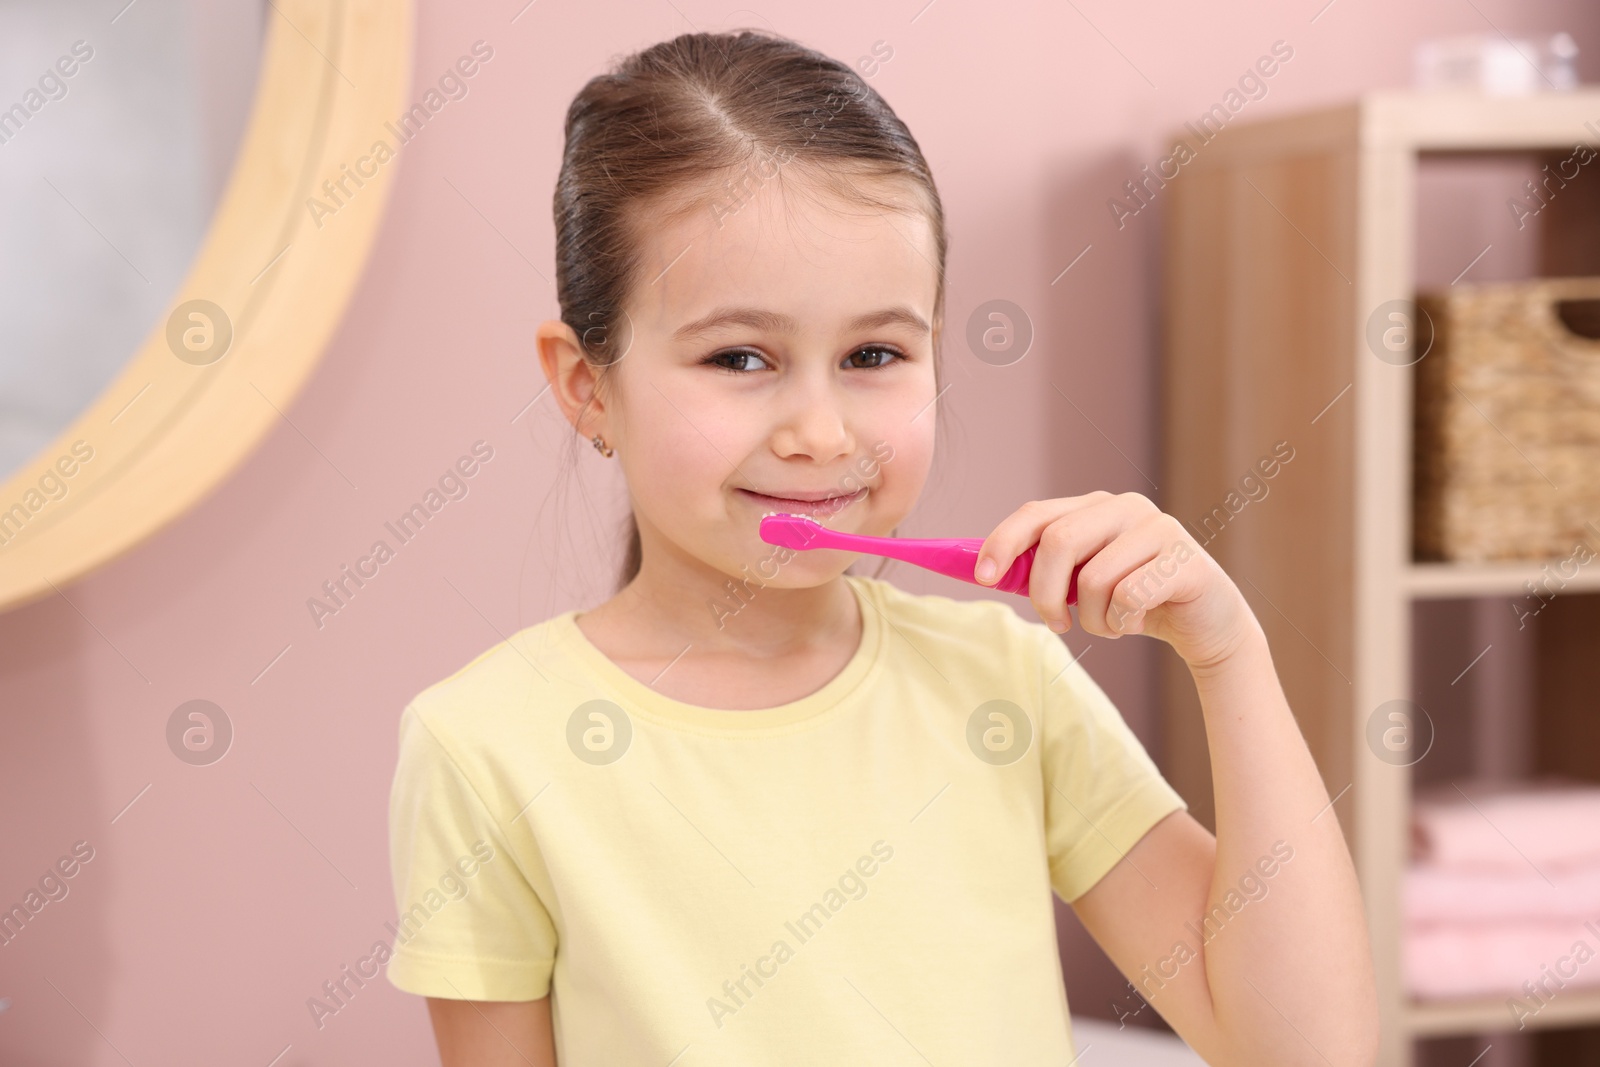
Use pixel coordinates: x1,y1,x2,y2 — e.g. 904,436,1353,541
536,318,606,437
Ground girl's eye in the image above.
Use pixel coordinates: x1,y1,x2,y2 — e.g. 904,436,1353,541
845,345,905,369
702,348,771,373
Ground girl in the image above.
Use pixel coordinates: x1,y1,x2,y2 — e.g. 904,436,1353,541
386,29,1378,1066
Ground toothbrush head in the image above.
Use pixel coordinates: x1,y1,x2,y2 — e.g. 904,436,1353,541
759,512,829,549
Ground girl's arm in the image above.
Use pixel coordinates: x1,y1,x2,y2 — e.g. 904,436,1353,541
427,995,557,1066
975,492,1379,1065
1072,626,1378,1064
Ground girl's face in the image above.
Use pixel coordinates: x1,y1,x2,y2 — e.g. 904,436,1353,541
600,171,940,589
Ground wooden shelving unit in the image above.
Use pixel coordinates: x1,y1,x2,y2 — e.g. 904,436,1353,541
1158,89,1600,1067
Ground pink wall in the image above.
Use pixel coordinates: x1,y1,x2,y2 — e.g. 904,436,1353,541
3,1,1597,1063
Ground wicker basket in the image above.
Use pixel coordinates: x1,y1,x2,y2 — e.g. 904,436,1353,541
1413,277,1600,562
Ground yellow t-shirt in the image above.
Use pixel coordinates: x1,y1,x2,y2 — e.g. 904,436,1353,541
386,573,1187,1064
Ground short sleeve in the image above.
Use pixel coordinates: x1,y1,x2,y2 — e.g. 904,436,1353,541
386,703,558,1000
1035,627,1188,902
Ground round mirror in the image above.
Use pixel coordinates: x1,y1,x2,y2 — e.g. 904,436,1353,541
0,0,412,612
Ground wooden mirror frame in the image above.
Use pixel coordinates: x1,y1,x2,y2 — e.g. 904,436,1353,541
0,0,413,612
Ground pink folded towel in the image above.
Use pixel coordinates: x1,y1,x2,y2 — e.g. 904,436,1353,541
1406,863,1600,926
1412,779,1600,874
1405,918,1600,1001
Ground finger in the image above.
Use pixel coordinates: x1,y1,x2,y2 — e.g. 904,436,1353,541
974,491,1112,586
1073,512,1178,638
1107,532,1199,635
1026,498,1137,632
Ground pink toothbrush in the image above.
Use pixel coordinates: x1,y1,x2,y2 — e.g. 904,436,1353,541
758,512,1079,604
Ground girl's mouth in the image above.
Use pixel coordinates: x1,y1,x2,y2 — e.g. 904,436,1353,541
734,487,868,517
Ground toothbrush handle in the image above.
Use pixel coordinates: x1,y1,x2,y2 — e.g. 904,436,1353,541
883,537,1079,605
804,528,1079,605
968,540,1080,606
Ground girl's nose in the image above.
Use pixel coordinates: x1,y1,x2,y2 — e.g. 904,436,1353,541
770,375,854,463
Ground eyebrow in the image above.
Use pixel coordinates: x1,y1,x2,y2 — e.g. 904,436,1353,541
672,305,931,341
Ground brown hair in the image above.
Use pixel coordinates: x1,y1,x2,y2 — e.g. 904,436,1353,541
552,30,951,593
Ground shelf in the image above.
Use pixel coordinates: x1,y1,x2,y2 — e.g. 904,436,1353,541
1368,88,1600,151
1200,89,1600,163
1410,986,1600,1037
1406,561,1600,599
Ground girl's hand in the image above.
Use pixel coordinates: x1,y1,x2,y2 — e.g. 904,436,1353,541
974,491,1259,672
